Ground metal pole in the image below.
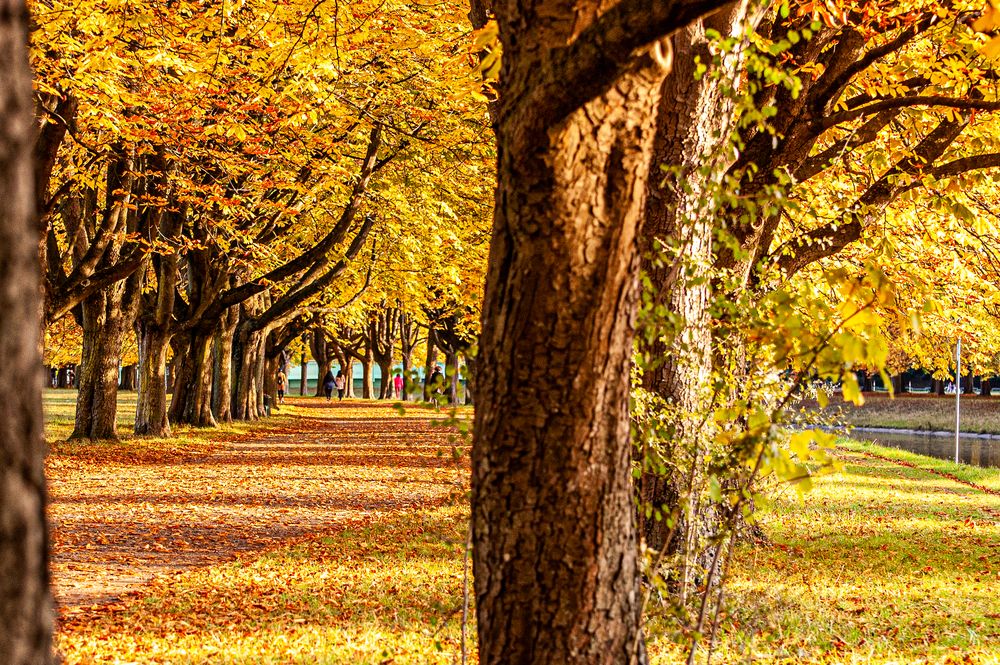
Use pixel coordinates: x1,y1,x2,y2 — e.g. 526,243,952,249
955,338,961,464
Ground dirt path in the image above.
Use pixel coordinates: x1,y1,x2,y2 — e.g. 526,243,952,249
46,400,465,616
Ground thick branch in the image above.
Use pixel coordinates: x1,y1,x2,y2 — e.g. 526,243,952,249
247,213,377,333
794,109,901,182
516,0,732,129
776,115,968,276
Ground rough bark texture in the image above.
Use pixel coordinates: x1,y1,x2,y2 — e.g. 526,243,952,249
635,8,757,603
70,154,138,441
310,325,332,397
423,327,438,401
133,320,171,437
399,312,418,401
0,1,55,659
169,328,217,427
211,306,239,423
119,364,137,390
71,273,137,440
471,1,694,659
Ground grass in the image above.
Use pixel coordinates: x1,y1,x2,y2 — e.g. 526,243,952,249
804,392,1000,434
841,439,1000,493
647,446,1000,664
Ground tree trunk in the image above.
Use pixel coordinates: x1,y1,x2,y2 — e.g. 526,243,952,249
232,324,268,420
423,327,438,401
399,312,417,401
211,307,238,423
71,286,129,440
343,356,356,398
981,377,992,397
133,319,171,437
263,354,278,412
377,360,392,399
446,350,460,405
463,352,475,405
635,6,752,602
861,371,874,392
310,325,331,397
169,328,217,427
0,1,54,655
119,364,137,390
964,372,974,395
299,353,308,396
361,351,374,399
472,8,673,661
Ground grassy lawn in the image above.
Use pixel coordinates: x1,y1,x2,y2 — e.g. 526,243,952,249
805,392,1000,434
648,447,1000,664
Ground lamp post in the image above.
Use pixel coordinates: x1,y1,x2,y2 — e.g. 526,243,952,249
955,338,961,464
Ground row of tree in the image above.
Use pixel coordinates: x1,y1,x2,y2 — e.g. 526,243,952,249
29,0,490,439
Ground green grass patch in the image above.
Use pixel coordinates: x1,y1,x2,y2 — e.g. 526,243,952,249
646,450,1000,664
841,438,1000,493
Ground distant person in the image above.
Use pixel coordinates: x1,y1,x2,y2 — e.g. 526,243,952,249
430,365,444,395
323,369,336,401
393,372,404,398
276,370,287,404
335,370,346,400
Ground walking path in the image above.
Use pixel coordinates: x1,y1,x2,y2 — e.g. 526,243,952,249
46,400,466,615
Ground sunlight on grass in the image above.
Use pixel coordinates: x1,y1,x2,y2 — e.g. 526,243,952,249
645,452,1000,664
842,439,1000,492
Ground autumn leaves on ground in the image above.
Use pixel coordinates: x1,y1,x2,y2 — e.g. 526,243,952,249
45,391,1000,664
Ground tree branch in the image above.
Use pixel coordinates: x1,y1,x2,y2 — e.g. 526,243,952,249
816,96,1000,132
516,0,733,128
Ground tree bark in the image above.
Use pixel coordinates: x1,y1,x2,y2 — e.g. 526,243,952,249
133,319,171,437
310,324,332,397
169,327,217,427
299,353,308,396
119,364,137,390
635,5,754,604
70,283,131,440
471,2,681,659
399,312,417,401
0,1,54,657
211,306,239,423
423,327,438,401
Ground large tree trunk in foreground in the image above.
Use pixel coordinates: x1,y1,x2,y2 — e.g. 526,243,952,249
471,4,678,660
0,1,54,658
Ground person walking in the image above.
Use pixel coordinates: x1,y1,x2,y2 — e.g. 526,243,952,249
393,372,404,399
334,370,347,400
276,369,287,404
323,369,336,401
